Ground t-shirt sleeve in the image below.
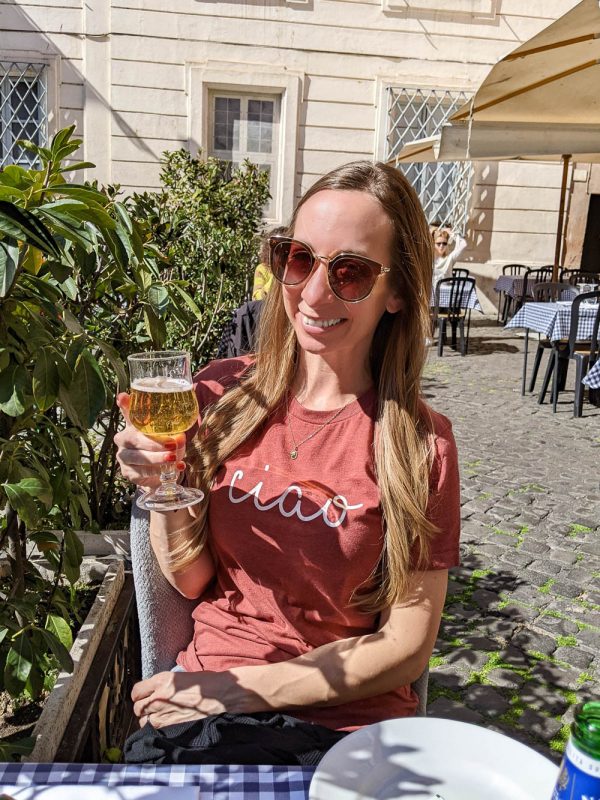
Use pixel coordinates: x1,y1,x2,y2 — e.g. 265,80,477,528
419,416,461,570
185,356,253,445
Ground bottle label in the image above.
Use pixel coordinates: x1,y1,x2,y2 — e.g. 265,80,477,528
553,739,600,800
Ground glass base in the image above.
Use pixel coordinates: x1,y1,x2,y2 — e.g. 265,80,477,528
136,486,205,512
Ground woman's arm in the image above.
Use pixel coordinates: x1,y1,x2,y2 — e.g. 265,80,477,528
149,507,215,599
132,568,448,727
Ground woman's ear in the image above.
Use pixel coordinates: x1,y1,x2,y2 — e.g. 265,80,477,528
386,294,403,314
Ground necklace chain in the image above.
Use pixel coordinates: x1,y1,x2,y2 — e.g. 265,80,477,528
286,394,353,460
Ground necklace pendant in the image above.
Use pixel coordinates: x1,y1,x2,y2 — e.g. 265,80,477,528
290,449,298,460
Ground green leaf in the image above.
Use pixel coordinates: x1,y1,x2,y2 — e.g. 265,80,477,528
29,530,61,554
0,363,29,416
63,528,83,584
62,308,85,335
0,627,8,646
172,284,204,322
147,283,170,317
0,736,35,759
93,338,128,392
49,183,109,206
7,477,53,507
39,628,74,673
4,634,33,696
25,662,45,699
60,349,107,429
0,201,61,258
0,235,19,297
45,612,73,651
33,347,60,411
58,161,96,173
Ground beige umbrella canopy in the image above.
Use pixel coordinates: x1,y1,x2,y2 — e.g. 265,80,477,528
391,0,600,278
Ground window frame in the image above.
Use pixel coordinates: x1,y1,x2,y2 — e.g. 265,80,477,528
187,62,303,225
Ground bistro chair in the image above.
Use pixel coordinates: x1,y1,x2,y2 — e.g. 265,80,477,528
513,266,553,313
538,290,600,416
522,282,568,395
452,267,470,278
433,275,476,356
498,264,528,324
559,269,600,286
129,501,430,715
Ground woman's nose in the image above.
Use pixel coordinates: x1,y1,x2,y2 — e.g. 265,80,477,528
301,258,335,305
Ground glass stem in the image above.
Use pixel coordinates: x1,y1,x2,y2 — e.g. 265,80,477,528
158,462,179,496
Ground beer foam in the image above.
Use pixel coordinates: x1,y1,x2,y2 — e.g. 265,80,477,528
131,377,193,392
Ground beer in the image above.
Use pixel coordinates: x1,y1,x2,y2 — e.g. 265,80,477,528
129,376,198,436
552,701,600,799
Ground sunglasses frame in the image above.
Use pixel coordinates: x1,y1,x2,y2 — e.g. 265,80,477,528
268,235,391,303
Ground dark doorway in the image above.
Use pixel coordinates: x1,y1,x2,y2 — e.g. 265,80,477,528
581,194,600,271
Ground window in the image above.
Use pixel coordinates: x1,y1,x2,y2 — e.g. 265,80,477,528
0,62,48,168
208,92,280,219
385,87,473,231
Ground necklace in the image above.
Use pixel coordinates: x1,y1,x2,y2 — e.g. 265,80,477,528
286,394,354,460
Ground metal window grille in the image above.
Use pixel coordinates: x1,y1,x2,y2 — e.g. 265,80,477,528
386,87,473,231
0,62,48,169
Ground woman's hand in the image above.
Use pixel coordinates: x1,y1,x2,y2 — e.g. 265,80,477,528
132,670,251,729
114,392,186,490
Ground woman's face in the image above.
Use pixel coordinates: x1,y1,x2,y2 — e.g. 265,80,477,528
434,234,449,258
282,189,402,366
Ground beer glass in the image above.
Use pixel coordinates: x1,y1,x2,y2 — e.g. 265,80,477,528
127,351,204,511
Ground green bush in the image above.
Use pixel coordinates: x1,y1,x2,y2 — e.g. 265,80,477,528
0,127,268,755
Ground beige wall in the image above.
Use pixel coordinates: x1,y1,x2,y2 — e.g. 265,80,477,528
1,0,582,284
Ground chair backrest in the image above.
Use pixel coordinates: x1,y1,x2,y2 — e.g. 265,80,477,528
532,281,567,302
435,275,476,315
452,267,470,278
568,291,600,359
518,267,552,302
560,269,600,286
502,263,528,276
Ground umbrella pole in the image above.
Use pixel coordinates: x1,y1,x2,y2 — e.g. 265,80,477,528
553,154,571,281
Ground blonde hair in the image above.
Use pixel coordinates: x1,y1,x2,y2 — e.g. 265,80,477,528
179,161,437,610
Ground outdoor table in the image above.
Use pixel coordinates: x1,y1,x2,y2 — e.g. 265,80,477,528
432,283,483,311
494,275,576,301
0,762,315,799
506,300,600,399
583,358,600,389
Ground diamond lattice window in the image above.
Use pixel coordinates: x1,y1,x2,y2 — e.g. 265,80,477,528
0,62,48,169
386,87,473,231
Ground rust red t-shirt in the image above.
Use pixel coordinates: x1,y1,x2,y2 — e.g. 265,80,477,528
177,357,461,730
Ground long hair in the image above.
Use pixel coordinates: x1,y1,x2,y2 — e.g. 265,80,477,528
178,161,436,610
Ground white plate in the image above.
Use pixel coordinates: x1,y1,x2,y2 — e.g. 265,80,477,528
309,718,558,800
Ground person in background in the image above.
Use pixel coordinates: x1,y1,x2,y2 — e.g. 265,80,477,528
252,226,287,299
432,226,467,288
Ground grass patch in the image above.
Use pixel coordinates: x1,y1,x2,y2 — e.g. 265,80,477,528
549,723,571,754
429,655,446,669
506,483,546,496
538,578,555,595
556,635,577,647
567,523,593,538
477,492,493,500
576,672,595,686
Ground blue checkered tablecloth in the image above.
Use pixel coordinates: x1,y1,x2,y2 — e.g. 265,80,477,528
432,285,482,311
494,276,576,302
583,359,600,389
505,302,599,341
0,763,315,799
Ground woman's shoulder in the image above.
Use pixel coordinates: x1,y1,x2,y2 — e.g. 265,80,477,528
420,403,457,456
193,355,254,405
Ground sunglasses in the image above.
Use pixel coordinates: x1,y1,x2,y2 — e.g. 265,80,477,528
435,240,449,247
268,236,390,302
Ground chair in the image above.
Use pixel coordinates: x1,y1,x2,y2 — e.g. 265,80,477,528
130,503,430,716
433,276,476,356
452,267,470,278
513,266,553,313
498,264,528,323
560,269,600,286
521,282,567,395
537,290,600,416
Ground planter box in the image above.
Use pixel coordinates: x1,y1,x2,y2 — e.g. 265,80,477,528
21,531,140,762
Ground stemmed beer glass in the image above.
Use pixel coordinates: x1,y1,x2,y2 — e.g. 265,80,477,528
127,351,204,511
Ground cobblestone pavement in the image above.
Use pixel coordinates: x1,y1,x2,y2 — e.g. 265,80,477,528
424,315,599,762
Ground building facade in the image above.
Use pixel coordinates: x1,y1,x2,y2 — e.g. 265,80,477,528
1,0,594,307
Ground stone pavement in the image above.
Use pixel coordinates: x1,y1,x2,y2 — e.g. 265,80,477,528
424,315,599,763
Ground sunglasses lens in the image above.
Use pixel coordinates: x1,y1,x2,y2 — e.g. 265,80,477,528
330,257,377,301
271,240,314,284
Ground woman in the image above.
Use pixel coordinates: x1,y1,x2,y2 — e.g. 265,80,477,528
432,226,467,288
115,161,460,745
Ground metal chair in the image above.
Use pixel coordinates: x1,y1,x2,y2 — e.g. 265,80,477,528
538,290,600,416
522,282,567,395
433,276,476,356
499,264,528,323
559,269,600,286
